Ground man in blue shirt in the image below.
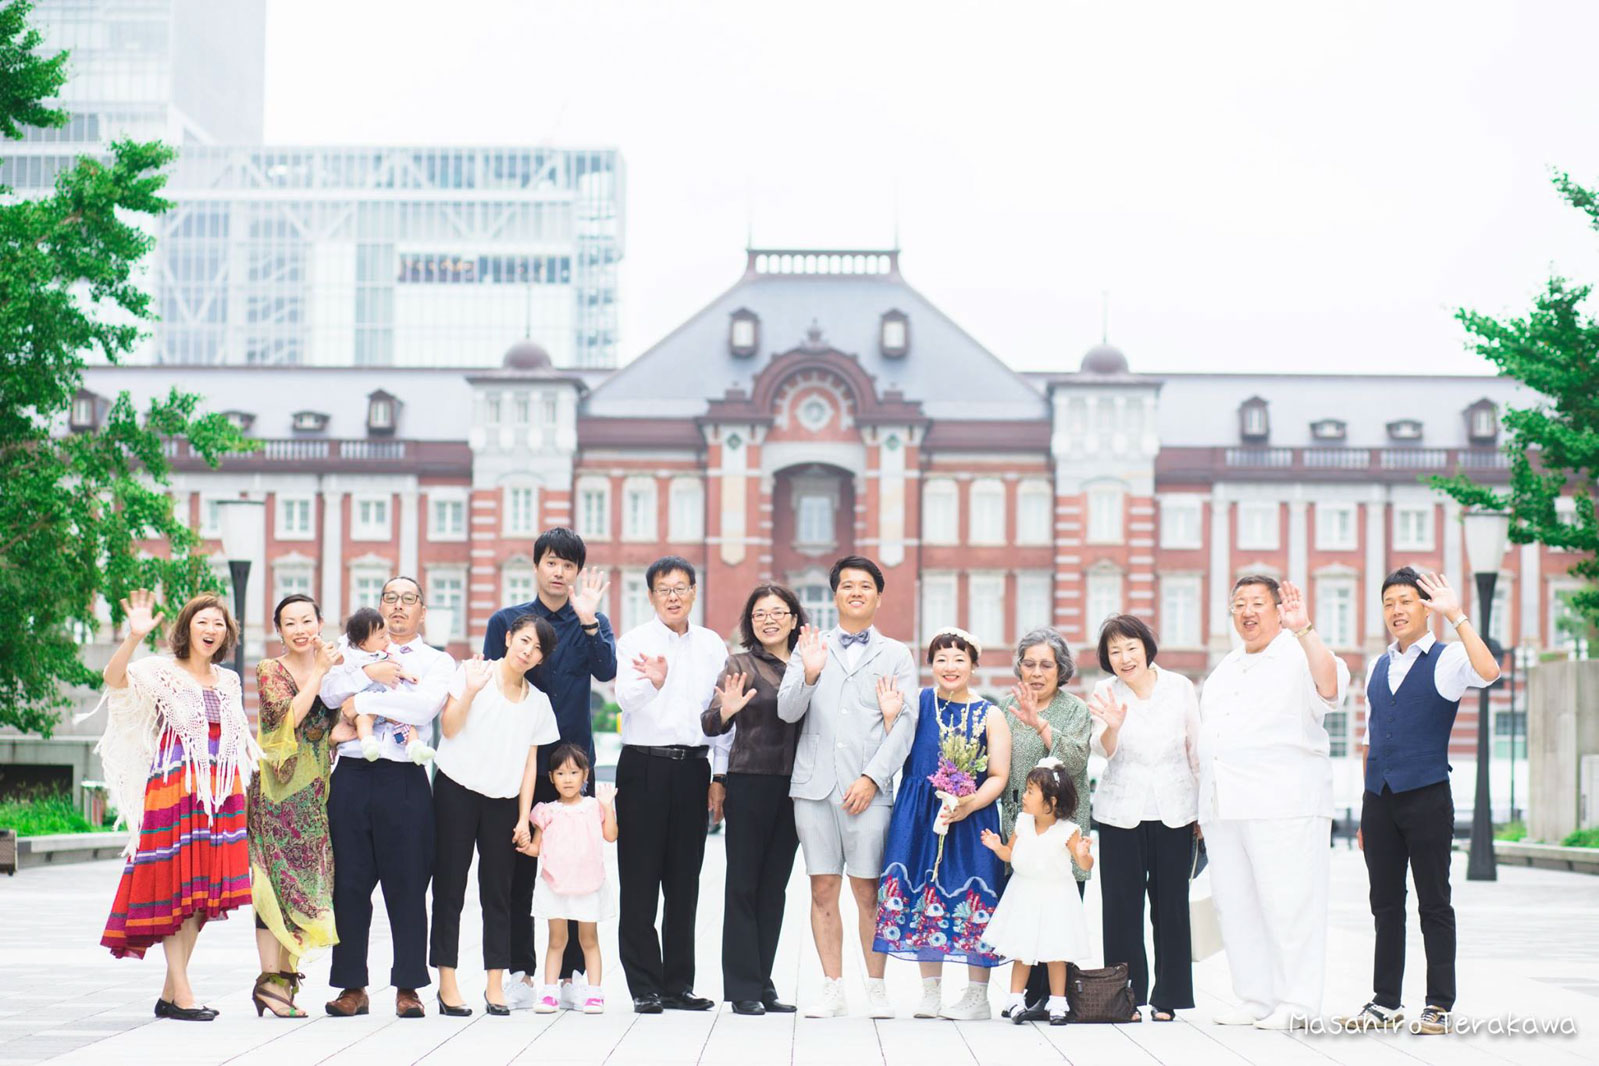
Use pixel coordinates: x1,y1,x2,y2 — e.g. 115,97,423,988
483,527,615,1009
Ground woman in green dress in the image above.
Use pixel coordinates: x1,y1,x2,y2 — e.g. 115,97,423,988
994,626,1092,1020
248,593,346,1017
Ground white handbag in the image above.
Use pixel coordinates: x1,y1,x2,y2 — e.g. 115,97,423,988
1190,838,1224,961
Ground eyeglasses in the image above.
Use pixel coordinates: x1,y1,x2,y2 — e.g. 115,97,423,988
381,592,422,605
654,585,694,601
1229,600,1274,615
1018,659,1056,673
751,609,792,623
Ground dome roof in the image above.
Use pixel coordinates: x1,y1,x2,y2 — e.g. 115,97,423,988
503,339,552,370
1080,343,1129,375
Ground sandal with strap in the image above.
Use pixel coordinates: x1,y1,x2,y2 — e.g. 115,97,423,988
1151,1008,1176,1022
252,972,307,1018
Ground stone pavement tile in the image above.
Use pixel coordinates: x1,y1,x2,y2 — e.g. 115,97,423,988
1111,1017,1253,1066
606,1009,717,1061
790,1014,884,1065
948,1017,1067,1065
1035,1022,1159,1065
697,1008,797,1064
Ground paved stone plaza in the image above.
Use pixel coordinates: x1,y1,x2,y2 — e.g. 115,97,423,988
1,839,1595,1065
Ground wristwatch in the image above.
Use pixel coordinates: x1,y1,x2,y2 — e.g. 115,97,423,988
1450,615,1470,631
581,621,600,634
712,774,727,785
1293,622,1315,638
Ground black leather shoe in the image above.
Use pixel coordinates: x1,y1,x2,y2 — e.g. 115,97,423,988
662,991,715,1011
633,993,664,1014
482,994,509,1017
761,996,797,1014
730,999,766,1015
162,1001,218,1021
437,997,472,1018
1011,1001,1049,1025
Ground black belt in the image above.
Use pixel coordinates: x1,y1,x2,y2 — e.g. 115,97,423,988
626,744,709,761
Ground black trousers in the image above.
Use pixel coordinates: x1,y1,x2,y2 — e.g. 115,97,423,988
721,773,799,1002
429,770,517,971
1362,781,1456,1010
1024,879,1087,1005
615,746,710,998
1097,820,1195,1011
328,759,434,990
509,772,585,980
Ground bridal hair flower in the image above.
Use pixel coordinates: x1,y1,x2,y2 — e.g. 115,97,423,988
1035,756,1064,771
930,625,982,657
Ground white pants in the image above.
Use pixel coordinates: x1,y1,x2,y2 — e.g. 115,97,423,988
1201,816,1330,1017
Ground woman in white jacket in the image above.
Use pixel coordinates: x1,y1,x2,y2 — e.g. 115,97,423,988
1088,614,1200,1022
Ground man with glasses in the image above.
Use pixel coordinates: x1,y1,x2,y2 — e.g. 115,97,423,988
613,556,730,1013
320,576,456,1019
1198,574,1349,1031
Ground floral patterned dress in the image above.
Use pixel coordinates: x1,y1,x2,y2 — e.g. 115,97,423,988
872,689,1003,966
248,658,339,964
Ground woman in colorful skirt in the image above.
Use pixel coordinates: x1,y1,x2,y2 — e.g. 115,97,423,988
248,593,345,1017
873,627,1011,1021
97,589,258,1021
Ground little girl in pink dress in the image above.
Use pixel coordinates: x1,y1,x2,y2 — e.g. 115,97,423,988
516,742,619,1013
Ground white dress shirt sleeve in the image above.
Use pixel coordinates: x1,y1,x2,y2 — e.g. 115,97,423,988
1432,640,1496,702
614,625,664,718
351,647,454,728
776,652,815,723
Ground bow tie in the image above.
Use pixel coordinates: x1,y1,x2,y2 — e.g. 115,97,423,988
396,644,413,654
838,630,871,649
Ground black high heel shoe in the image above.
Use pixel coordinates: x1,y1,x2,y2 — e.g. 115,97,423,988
160,999,219,1021
437,996,473,1018
483,993,510,1017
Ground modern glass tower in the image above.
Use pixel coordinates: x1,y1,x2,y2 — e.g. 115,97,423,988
2,0,625,369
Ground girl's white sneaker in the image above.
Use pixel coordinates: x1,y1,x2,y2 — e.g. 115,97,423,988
804,979,848,1018
865,979,894,1019
914,977,943,1019
939,985,991,1021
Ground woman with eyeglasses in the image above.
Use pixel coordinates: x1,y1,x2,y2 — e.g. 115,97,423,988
699,584,808,1016
993,627,1093,1020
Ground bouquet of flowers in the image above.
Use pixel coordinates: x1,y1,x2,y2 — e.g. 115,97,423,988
927,706,988,881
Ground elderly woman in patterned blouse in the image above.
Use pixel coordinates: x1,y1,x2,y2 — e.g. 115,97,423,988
994,626,1092,1021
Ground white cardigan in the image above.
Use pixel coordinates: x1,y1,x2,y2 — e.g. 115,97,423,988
1090,667,1201,830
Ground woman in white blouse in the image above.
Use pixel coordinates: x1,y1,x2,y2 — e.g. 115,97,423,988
1088,614,1200,1022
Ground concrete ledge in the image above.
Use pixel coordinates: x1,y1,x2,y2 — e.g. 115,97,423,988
17,831,127,869
1494,839,1599,875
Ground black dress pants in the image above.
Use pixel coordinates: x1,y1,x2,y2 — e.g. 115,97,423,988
615,746,710,998
509,772,585,979
1024,879,1086,1004
429,770,517,971
1362,781,1456,1010
1097,820,1195,1011
721,773,799,1002
328,759,434,990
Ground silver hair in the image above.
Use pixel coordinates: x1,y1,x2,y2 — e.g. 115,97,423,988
1013,627,1075,688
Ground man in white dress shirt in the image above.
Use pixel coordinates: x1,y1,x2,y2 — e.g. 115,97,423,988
613,556,731,1014
1198,574,1349,1031
319,576,455,1020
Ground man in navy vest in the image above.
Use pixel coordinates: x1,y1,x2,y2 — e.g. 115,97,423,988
1340,568,1498,1036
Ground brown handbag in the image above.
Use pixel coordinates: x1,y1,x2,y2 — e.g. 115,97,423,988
1065,962,1138,1023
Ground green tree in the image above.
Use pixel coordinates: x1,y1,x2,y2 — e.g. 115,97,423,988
1,0,250,736
1433,171,1599,640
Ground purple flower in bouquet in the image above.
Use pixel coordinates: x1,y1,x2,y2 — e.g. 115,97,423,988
928,758,976,798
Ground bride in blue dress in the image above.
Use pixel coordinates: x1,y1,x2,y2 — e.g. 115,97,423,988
873,627,1012,1021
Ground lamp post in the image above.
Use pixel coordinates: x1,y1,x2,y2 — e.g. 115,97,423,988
1462,508,1510,882
216,499,266,684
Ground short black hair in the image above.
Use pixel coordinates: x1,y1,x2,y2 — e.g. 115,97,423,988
646,555,696,591
506,612,559,660
1380,566,1431,601
345,607,386,647
1097,614,1158,673
1230,573,1282,604
273,593,320,629
546,742,591,778
829,555,885,592
534,527,587,572
1026,762,1079,820
927,630,980,664
381,575,423,601
737,583,807,652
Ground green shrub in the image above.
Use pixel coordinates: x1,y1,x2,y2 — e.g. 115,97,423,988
592,701,621,734
1494,820,1528,842
0,791,94,836
1560,826,1599,849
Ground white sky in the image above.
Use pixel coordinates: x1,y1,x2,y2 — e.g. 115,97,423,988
263,0,1599,376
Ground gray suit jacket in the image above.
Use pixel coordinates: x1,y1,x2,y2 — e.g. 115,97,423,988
777,626,919,805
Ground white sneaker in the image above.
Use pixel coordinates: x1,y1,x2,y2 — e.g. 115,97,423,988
914,977,942,1019
504,974,537,1010
559,977,585,1011
865,978,894,1019
939,985,991,1021
1254,1005,1309,1031
1214,1003,1268,1025
805,979,848,1018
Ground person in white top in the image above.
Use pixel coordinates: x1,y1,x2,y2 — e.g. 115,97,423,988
1088,613,1201,1022
317,576,456,1020
612,556,731,1015
429,614,561,1018
1198,574,1349,1031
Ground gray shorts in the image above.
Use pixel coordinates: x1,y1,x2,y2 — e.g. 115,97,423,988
793,789,892,880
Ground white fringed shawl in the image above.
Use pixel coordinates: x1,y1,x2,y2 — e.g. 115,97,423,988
90,656,261,857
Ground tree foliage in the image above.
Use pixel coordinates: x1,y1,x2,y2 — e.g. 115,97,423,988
1433,171,1599,639
0,0,251,736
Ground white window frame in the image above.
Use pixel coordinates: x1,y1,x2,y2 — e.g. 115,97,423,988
576,477,611,541
274,495,315,541
1159,495,1204,550
968,479,1007,546
349,564,390,611
1160,574,1203,649
1314,574,1358,650
1315,502,1358,551
272,560,315,606
668,477,704,542
1236,501,1280,551
620,569,652,632
1014,571,1052,640
503,483,538,537
428,492,467,542
1086,484,1124,545
920,572,958,640
795,492,835,548
1393,504,1435,552
427,568,467,640
922,478,958,546
351,494,392,541
198,493,227,539
1016,480,1052,546
501,558,535,608
967,572,1007,648
621,478,658,542
1085,568,1124,634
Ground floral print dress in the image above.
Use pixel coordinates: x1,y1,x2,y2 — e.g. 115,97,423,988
872,689,1003,966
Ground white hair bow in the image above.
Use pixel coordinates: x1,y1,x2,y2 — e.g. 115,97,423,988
1034,756,1063,771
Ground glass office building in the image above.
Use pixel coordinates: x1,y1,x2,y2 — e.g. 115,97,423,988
2,0,625,368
